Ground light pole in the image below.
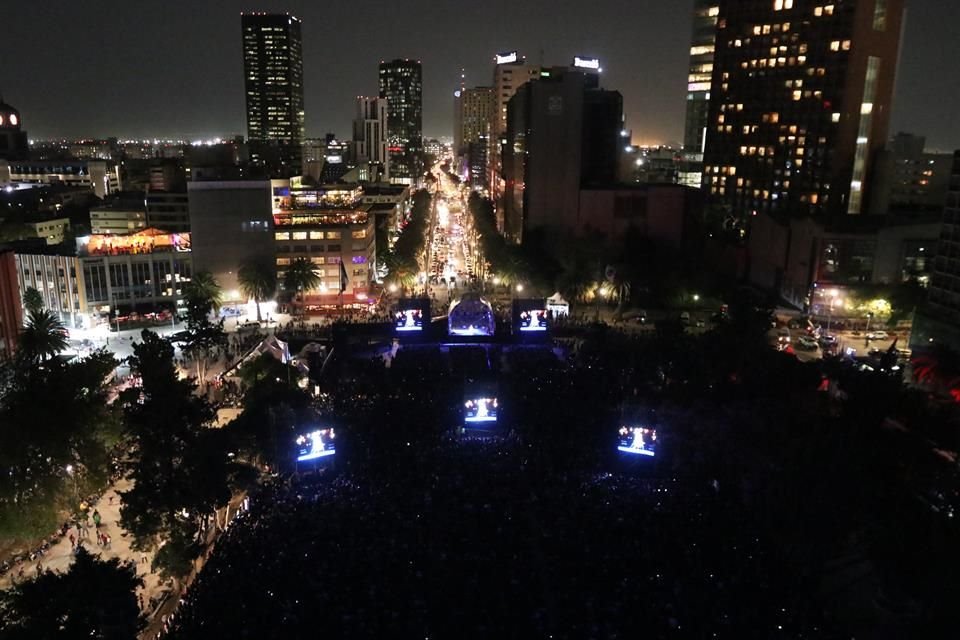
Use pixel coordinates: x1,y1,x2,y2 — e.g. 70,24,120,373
826,290,839,335
65,464,78,506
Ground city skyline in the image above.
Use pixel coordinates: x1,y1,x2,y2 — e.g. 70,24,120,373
1,0,957,149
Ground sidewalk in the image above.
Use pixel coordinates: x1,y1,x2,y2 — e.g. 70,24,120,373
0,478,173,618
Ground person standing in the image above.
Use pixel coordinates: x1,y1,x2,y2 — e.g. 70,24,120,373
93,510,101,529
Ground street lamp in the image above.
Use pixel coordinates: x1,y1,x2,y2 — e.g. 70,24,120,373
692,294,700,303
65,464,78,505
515,283,524,293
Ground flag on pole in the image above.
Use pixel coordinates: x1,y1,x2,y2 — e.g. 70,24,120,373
339,261,349,294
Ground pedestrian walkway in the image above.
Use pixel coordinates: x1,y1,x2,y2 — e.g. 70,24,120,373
0,478,173,619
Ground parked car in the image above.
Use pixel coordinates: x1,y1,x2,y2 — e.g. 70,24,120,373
796,335,819,351
680,311,691,325
632,310,648,324
866,330,889,340
818,334,838,347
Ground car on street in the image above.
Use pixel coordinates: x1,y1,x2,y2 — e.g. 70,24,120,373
796,335,819,351
866,330,889,340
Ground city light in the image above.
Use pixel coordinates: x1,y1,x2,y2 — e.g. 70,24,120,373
516,284,524,292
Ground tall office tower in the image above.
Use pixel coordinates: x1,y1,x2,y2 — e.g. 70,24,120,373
680,1,719,187
502,67,621,242
379,59,423,184
353,97,390,182
703,0,904,220
241,13,305,177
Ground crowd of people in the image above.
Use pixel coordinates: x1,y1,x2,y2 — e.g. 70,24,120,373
156,336,850,639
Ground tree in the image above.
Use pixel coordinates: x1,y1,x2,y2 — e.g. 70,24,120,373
283,257,321,312
22,287,44,315
17,308,68,363
238,258,277,323
0,546,144,639
183,270,223,325
0,350,119,540
119,331,232,580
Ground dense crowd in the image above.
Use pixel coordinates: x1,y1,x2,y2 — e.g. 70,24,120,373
160,338,846,639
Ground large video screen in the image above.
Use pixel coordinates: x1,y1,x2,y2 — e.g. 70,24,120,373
464,397,498,423
395,298,430,333
296,428,336,461
395,309,424,332
513,299,551,334
617,426,657,457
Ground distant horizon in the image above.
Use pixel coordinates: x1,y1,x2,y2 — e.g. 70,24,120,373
1,0,957,150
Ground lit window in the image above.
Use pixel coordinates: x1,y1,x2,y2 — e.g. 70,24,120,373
274,232,290,240
830,41,841,52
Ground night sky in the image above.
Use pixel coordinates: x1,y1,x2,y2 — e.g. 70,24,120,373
1,0,958,149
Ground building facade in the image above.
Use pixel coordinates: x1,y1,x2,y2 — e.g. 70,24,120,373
146,191,190,232
0,160,121,199
379,59,423,184
187,181,274,304
90,205,147,235
0,249,22,359
352,97,390,182
241,13,305,176
869,133,954,214
502,67,622,241
916,153,960,348
703,0,905,219
680,1,719,187
456,86,496,155
272,183,376,306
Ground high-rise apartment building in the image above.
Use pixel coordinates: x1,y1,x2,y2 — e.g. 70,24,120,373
455,87,496,155
703,0,904,219
379,59,423,184
241,13,305,177
353,97,390,182
680,2,719,187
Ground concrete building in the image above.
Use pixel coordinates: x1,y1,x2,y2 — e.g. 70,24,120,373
146,191,190,233
502,67,622,242
74,230,191,324
749,211,940,309
576,184,705,249
492,52,541,140
272,182,376,307
704,0,906,218
914,152,960,349
25,217,70,245
0,159,121,199
0,248,21,359
868,133,954,213
187,181,274,305
13,246,86,327
241,13,305,176
90,203,147,235
379,59,423,184
352,97,390,182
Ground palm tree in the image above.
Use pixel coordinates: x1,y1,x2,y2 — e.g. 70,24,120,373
283,258,321,313
183,271,222,323
18,308,68,362
22,287,44,315
238,258,277,323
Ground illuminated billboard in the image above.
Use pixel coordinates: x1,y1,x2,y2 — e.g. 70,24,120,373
617,426,657,457
573,56,601,70
496,51,518,65
296,429,336,461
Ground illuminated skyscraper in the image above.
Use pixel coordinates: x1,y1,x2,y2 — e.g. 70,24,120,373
353,96,389,182
680,1,719,187
703,0,904,219
241,13,305,177
379,59,423,184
